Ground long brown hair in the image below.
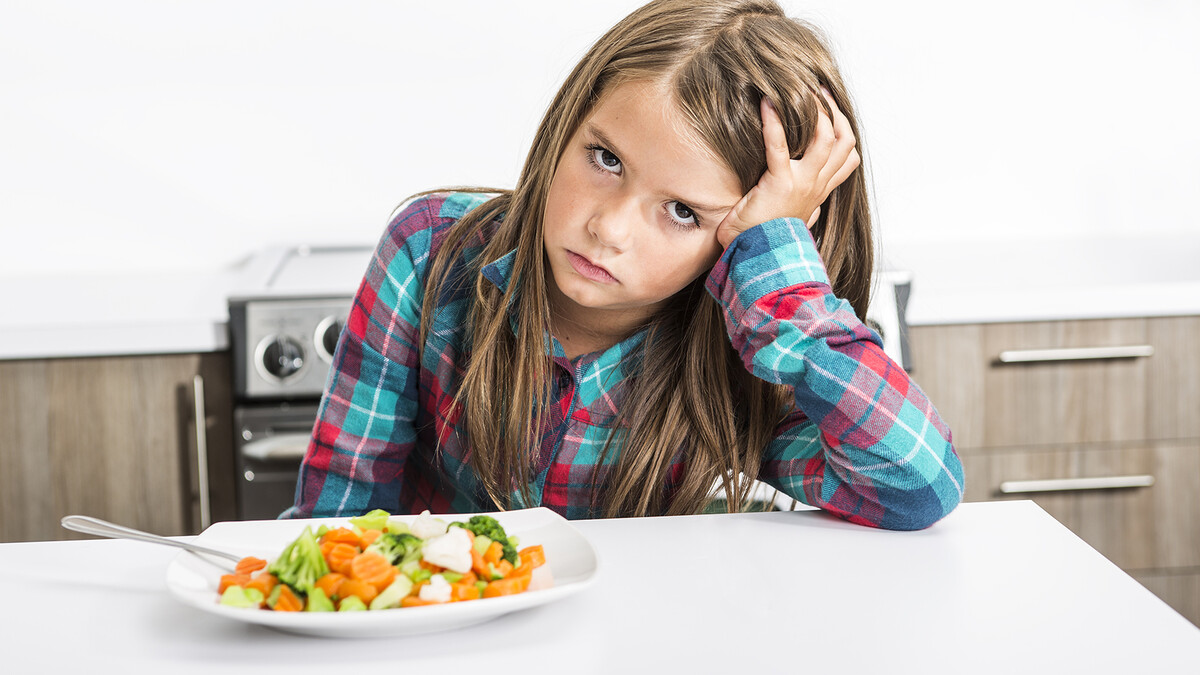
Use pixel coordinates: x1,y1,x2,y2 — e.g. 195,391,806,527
418,0,873,517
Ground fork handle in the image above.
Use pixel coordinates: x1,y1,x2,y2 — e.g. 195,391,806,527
60,515,243,565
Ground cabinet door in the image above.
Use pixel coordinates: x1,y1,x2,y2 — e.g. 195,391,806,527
960,442,1200,571
907,323,986,449
1147,316,1200,441
1130,569,1200,627
910,319,1150,449
0,354,234,543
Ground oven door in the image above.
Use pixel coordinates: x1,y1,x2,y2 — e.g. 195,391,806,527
234,403,318,520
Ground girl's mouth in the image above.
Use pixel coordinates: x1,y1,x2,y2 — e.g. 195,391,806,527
566,251,618,284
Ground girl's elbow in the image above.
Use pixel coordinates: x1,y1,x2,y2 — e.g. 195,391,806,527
878,449,965,531
881,486,961,530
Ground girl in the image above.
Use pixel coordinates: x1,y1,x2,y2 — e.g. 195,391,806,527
283,0,964,530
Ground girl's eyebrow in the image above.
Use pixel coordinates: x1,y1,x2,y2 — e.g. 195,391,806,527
583,123,733,217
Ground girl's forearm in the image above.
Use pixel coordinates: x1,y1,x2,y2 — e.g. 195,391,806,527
707,217,965,529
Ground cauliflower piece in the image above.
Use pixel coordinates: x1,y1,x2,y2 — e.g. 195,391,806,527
419,574,452,603
410,509,448,540
421,527,473,573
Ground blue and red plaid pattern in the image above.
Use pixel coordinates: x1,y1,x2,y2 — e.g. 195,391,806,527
283,192,964,529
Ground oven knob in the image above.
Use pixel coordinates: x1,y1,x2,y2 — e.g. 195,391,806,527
314,316,345,363
261,336,305,379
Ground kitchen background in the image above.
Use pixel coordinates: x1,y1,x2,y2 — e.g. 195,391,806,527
1,0,1198,625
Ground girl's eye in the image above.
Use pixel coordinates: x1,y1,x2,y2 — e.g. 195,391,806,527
587,145,622,174
665,201,699,230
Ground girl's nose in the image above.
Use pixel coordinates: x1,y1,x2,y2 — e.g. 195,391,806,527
587,196,637,250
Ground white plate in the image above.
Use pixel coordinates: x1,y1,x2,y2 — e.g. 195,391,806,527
165,507,599,638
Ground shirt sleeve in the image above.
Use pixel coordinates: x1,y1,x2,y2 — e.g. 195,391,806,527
705,217,965,530
280,197,437,519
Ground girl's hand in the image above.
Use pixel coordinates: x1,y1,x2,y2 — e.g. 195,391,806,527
716,88,861,249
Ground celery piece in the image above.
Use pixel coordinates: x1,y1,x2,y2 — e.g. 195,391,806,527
349,509,392,532
266,584,283,609
306,587,335,612
399,559,421,580
338,596,368,611
472,534,493,556
486,562,504,580
219,585,262,609
369,576,414,610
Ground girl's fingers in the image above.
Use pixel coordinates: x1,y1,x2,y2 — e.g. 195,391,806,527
760,97,792,178
827,147,861,193
813,88,858,188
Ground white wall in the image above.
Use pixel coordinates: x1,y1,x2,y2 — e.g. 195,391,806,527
1,0,1197,278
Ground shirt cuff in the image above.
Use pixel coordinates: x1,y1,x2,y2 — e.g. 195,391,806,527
705,217,831,309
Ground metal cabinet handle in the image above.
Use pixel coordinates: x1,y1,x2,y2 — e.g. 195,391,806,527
243,433,312,461
996,345,1154,364
999,475,1155,494
193,375,211,530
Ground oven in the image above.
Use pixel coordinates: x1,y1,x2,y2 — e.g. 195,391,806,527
227,245,373,520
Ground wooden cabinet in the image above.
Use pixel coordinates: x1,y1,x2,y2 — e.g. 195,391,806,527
910,316,1200,626
910,319,1150,449
0,354,235,543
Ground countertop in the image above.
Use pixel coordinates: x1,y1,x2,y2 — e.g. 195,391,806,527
2,502,1198,672
3,234,1200,360
0,244,373,361
881,233,1200,326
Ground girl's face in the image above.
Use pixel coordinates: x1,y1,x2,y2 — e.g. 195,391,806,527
543,79,742,333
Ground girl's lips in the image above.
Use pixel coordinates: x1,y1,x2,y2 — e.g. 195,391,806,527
566,250,618,284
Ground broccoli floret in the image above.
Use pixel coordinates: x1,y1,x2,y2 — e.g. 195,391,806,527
266,525,329,594
449,515,518,565
366,531,423,566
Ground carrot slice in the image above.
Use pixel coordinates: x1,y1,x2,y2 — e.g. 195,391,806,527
471,548,489,578
510,561,535,579
245,571,277,598
350,551,397,591
272,584,304,611
325,542,359,576
314,572,347,600
235,556,268,575
320,527,362,548
218,573,250,594
483,574,531,598
359,528,383,546
450,582,481,602
338,578,379,605
483,540,504,566
419,559,445,574
518,545,545,568
492,559,514,578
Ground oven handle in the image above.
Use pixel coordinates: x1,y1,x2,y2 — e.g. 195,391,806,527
193,376,211,530
243,433,313,461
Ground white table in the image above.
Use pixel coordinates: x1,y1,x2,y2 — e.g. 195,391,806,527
3,501,1197,673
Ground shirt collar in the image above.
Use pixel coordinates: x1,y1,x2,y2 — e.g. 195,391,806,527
478,248,648,368
481,249,517,292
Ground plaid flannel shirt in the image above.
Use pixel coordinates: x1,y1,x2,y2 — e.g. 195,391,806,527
283,192,964,529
